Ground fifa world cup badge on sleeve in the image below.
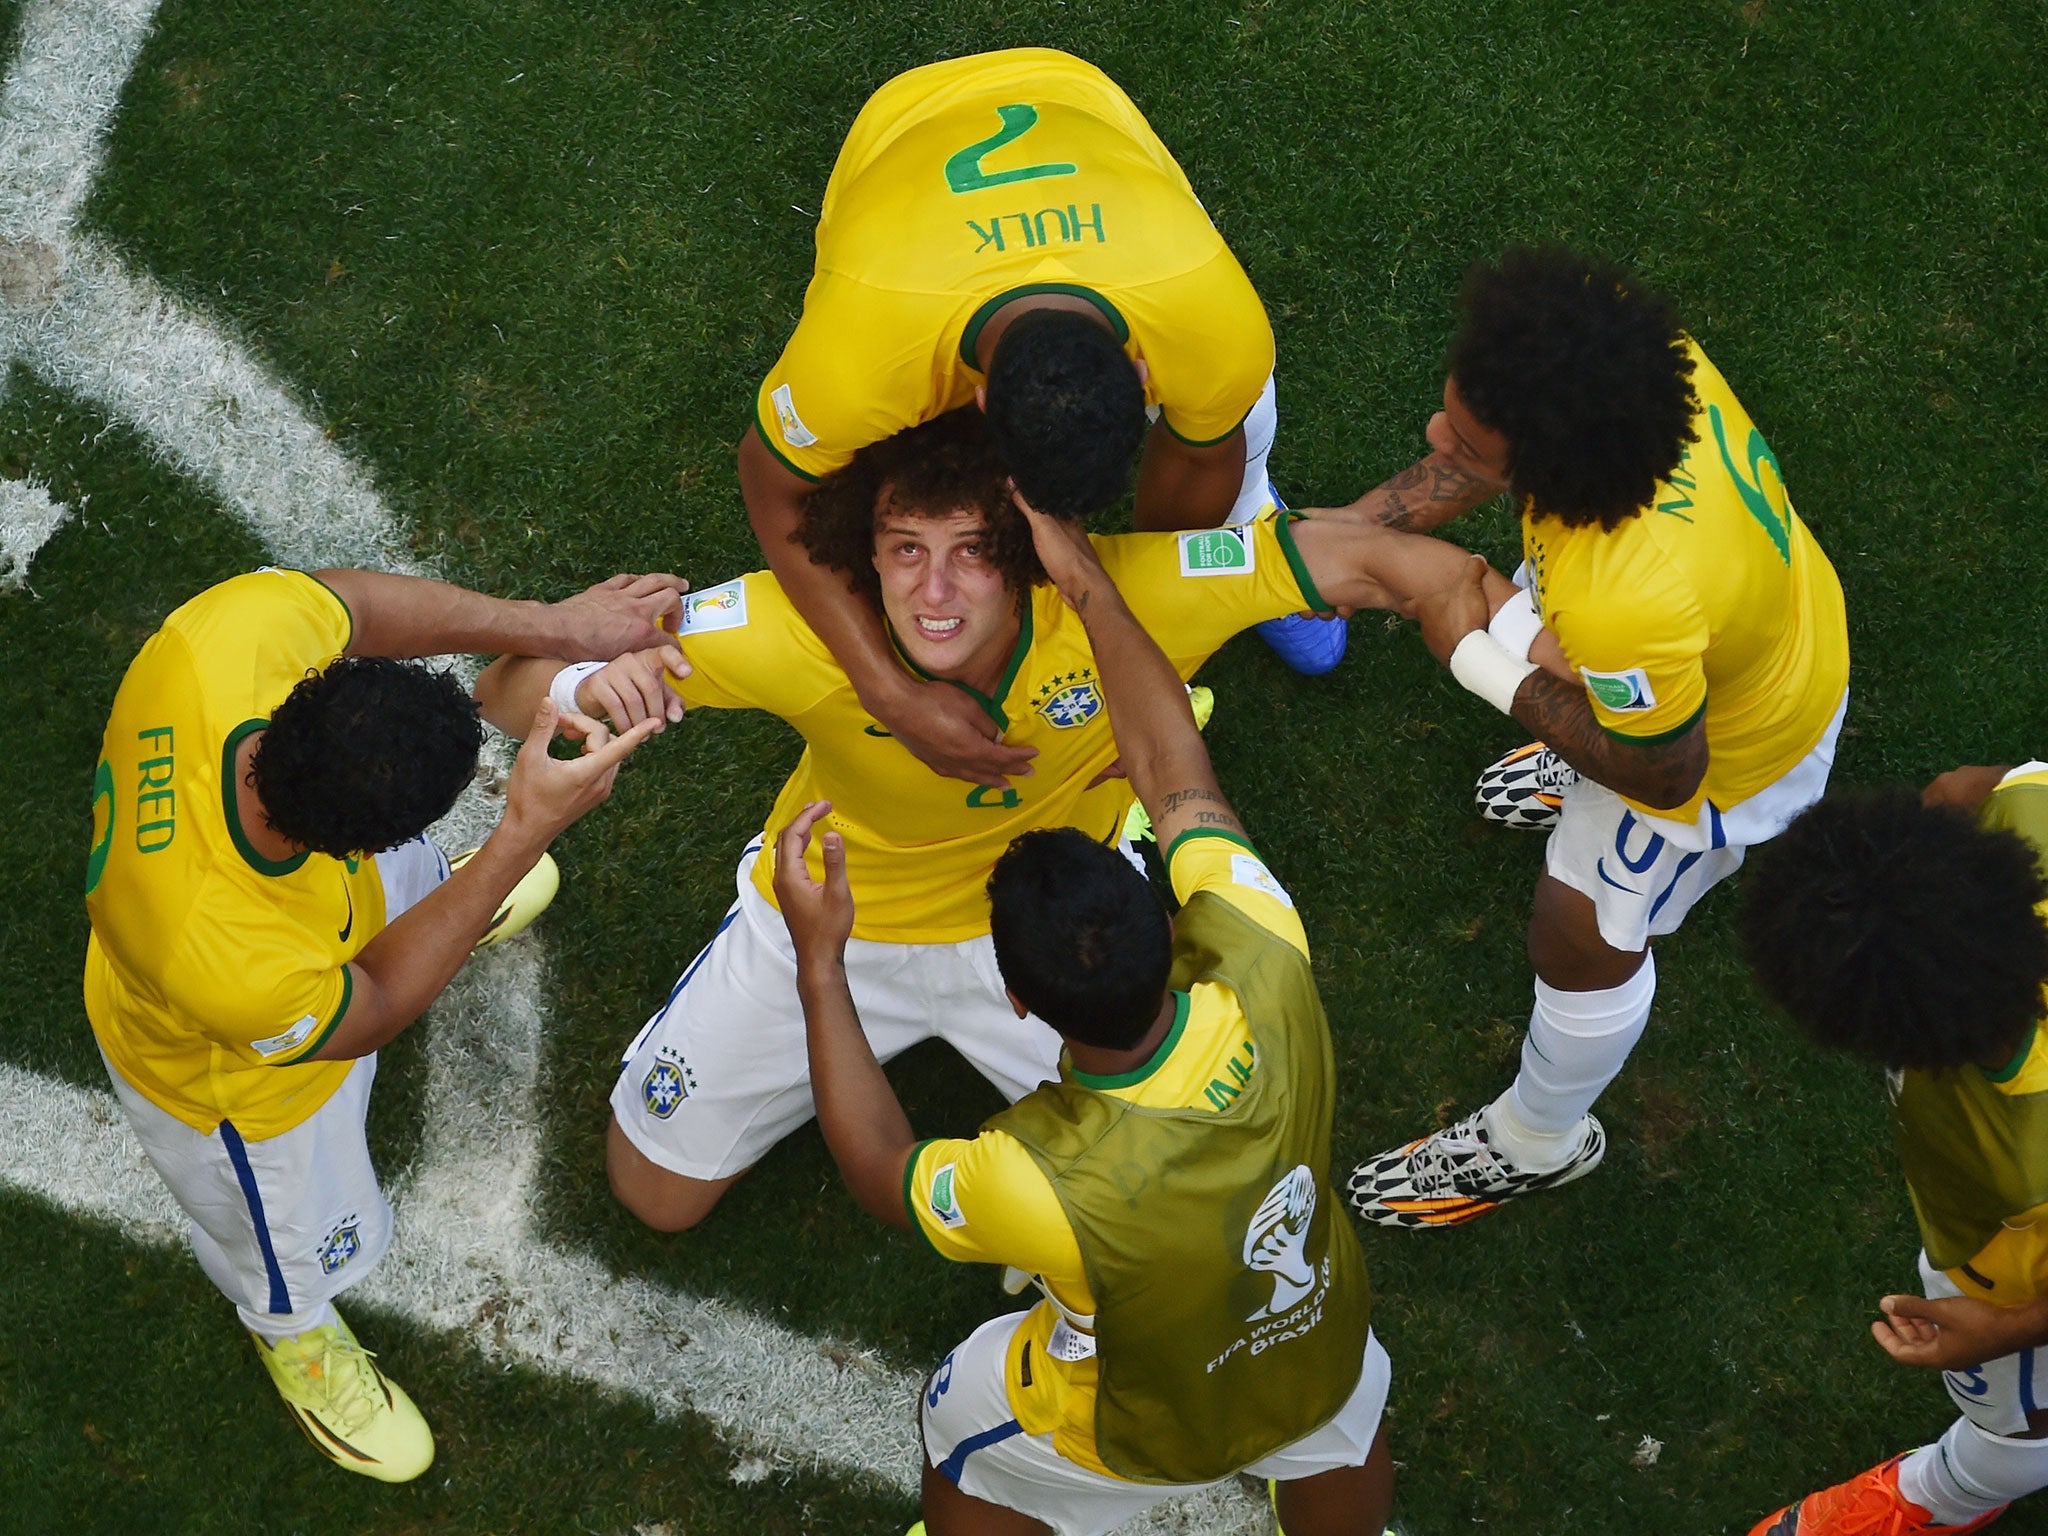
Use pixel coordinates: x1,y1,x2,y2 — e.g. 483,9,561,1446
927,1162,967,1229
1579,665,1658,712
680,580,748,635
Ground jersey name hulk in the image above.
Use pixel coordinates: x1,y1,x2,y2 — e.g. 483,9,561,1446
948,104,1107,254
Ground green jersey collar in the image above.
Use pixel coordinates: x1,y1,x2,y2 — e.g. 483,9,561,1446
886,602,1033,732
222,719,309,877
1982,1024,2040,1085
1072,992,1190,1091
959,283,1131,370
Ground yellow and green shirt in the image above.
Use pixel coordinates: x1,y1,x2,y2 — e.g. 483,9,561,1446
902,831,1306,1475
1894,764,2048,1305
754,48,1273,482
667,514,1319,943
84,571,388,1140
1522,341,1849,821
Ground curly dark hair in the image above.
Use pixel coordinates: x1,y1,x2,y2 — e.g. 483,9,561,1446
793,407,1047,607
1741,789,2048,1073
1449,245,1698,530
989,828,1172,1051
984,308,1146,517
250,656,484,859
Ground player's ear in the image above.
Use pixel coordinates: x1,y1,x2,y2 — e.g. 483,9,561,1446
1005,988,1029,1020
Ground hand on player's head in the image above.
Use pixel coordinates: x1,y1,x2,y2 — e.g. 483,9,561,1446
1412,553,1496,665
1010,481,1101,611
500,697,659,849
577,646,690,735
553,572,690,659
771,799,855,963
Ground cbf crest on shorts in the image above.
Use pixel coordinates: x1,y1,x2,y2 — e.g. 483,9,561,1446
642,1047,697,1119
318,1217,362,1276
1034,669,1103,731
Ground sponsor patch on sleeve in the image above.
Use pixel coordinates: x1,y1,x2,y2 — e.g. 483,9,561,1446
927,1162,967,1229
680,579,748,634
1230,853,1295,909
1177,527,1255,577
252,1013,319,1060
771,383,818,449
1580,665,1658,713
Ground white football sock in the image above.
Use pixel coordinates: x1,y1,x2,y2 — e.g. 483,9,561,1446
1484,954,1657,1170
1899,1419,2048,1525
243,1299,339,1343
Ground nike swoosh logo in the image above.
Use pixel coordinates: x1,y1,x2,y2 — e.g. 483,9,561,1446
338,881,354,943
863,724,893,738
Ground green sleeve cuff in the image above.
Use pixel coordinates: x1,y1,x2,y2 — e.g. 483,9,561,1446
750,400,823,484
1271,513,1331,614
280,968,351,1066
1163,825,1260,869
901,1138,944,1258
1158,407,1251,450
1595,697,1707,747
301,570,356,652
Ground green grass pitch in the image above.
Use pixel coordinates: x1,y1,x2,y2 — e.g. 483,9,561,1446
4,0,2047,1531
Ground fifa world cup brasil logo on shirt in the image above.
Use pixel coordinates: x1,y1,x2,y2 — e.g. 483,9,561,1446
1243,1165,1319,1321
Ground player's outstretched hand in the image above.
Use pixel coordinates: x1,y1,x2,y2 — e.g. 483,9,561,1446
876,679,1037,789
575,645,690,735
500,698,659,850
1871,1291,2038,1372
771,799,855,966
1011,485,1106,613
1922,764,2012,813
1411,553,1495,665
551,572,690,659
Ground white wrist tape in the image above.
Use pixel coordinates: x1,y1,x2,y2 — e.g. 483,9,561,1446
1449,629,1538,715
549,661,606,715
1487,586,1544,663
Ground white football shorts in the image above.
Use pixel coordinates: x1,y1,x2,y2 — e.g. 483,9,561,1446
102,833,448,1330
1545,691,1847,952
611,841,1064,1182
921,1308,1391,1536
1921,1252,2048,1436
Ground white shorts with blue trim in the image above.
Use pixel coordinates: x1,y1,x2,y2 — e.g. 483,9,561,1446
920,1309,1392,1536
1922,1252,2048,1435
101,834,447,1329
611,842,1064,1181
1544,692,1847,953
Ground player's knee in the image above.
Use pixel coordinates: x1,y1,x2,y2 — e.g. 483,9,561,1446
604,1116,728,1232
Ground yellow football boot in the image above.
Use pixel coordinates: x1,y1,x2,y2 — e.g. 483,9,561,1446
451,848,560,949
250,1312,434,1482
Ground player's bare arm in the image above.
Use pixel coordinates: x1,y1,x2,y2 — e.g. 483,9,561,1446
1872,1291,2048,1374
1131,422,1250,532
1017,494,1244,850
476,645,690,737
1310,450,1507,537
1288,514,1526,621
773,799,915,1229
313,568,686,661
740,425,1034,790
315,701,658,1060
1413,555,1707,811
1924,764,2016,812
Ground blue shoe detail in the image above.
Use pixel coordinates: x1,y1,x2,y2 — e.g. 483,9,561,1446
1257,609,1348,675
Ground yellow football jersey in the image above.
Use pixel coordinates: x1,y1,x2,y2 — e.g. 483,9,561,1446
84,571,388,1140
1522,341,1849,820
667,514,1316,943
902,830,1303,1476
754,48,1273,481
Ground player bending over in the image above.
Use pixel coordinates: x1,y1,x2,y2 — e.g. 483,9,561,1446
741,47,1361,767
477,408,1496,1237
1348,245,1850,1229
772,493,1393,1536
1741,768,2048,1536
86,567,671,1480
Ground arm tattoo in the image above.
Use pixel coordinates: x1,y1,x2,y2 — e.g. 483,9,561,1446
1511,670,1708,810
1160,787,1228,815
1369,458,1500,533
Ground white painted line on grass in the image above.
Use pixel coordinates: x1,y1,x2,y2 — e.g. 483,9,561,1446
0,472,68,585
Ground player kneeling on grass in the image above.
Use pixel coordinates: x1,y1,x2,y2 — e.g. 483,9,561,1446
476,407,1490,1239
1739,767,2048,1536
84,568,672,1481
1347,245,1850,1230
773,497,1394,1536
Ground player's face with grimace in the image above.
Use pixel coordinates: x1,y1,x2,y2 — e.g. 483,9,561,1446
871,499,1019,692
